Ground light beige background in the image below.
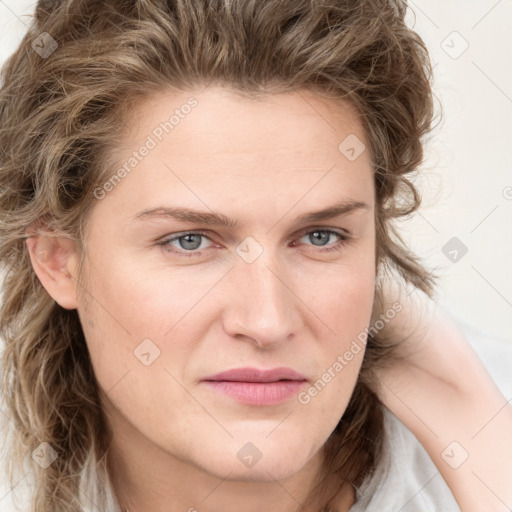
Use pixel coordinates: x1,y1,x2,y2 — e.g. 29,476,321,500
0,0,511,340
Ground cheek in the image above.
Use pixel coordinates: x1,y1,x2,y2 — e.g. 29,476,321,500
306,253,376,339
334,275,375,339
75,254,223,410
74,255,166,392
304,256,375,402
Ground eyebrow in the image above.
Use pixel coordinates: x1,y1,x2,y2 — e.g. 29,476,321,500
133,199,370,229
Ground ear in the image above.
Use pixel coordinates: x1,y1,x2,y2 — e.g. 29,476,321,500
25,231,81,310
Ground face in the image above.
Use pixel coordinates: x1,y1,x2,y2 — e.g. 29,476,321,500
73,86,376,482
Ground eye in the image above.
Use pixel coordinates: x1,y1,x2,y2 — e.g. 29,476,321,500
156,228,350,257
294,228,350,253
157,231,213,257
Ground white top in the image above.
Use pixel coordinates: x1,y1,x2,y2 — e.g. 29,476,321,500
1,311,510,511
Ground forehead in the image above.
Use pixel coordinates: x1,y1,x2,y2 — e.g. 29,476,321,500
118,85,370,163
95,86,374,222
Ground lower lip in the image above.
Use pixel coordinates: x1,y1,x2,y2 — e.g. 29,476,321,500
202,380,307,405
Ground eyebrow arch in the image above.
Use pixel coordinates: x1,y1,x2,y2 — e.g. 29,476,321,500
133,199,370,229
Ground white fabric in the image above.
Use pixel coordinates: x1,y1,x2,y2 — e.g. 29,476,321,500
348,406,461,512
1,311,510,511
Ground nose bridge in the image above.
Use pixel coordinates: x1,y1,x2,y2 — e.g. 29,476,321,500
223,241,300,345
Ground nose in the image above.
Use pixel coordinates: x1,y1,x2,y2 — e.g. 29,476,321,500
221,248,304,349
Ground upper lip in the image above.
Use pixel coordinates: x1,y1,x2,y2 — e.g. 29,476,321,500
202,367,307,383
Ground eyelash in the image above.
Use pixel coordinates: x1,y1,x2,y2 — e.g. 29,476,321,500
156,228,351,258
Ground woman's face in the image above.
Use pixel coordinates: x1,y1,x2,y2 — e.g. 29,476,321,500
75,86,376,483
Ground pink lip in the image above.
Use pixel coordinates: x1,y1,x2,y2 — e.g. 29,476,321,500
202,366,307,383
201,367,307,406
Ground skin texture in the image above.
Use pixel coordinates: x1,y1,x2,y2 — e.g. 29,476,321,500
26,87,378,512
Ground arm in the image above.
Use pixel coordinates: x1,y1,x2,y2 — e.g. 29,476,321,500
372,277,512,512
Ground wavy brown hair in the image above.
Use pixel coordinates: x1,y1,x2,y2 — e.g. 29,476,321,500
0,0,441,510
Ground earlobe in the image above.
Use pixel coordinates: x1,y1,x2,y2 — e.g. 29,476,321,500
25,234,80,310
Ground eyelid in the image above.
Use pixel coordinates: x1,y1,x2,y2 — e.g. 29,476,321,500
294,225,351,239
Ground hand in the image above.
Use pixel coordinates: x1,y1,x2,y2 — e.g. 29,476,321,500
372,275,512,512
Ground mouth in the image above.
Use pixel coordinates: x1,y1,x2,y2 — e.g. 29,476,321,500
202,380,307,406
201,367,307,406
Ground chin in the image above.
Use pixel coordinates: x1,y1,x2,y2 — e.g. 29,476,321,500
205,457,310,483
195,436,318,482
